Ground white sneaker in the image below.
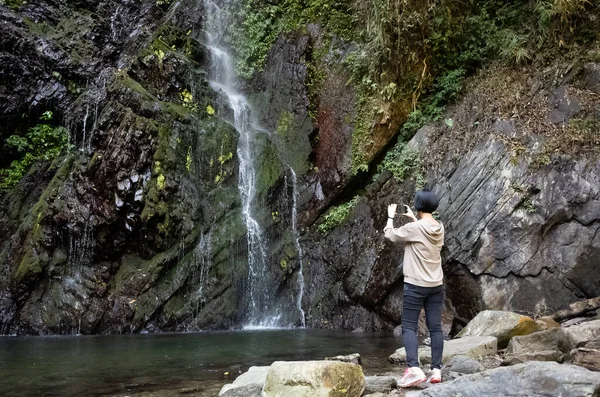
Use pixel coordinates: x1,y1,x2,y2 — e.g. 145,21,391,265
399,366,427,388
428,368,442,384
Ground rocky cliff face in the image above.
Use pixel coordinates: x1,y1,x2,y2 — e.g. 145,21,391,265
299,59,600,331
0,0,259,334
1,0,599,335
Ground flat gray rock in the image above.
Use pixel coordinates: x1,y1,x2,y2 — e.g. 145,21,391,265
503,350,564,365
364,376,397,394
446,355,482,374
419,361,600,397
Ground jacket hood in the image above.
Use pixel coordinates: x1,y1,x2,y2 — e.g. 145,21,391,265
416,219,444,246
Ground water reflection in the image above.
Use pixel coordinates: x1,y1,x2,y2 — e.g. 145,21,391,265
0,329,401,396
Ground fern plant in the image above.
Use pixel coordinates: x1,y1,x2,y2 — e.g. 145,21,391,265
0,111,71,189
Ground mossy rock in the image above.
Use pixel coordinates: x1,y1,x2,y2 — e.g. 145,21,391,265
10,156,75,285
131,249,197,328
210,207,246,265
254,134,284,199
12,246,43,284
273,109,312,175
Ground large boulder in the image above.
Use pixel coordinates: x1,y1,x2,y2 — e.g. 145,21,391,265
389,336,497,365
420,362,600,397
559,320,600,352
503,328,565,365
219,366,270,396
262,361,365,397
457,311,538,348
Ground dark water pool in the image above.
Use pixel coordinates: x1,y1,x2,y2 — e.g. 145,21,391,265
0,329,402,397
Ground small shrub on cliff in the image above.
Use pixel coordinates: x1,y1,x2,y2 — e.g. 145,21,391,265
318,196,360,233
568,117,600,147
498,30,532,65
536,0,591,32
0,111,71,189
379,145,424,188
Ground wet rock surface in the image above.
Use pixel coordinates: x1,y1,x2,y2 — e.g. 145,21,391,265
0,0,256,335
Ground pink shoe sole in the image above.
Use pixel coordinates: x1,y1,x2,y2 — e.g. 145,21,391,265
400,376,427,388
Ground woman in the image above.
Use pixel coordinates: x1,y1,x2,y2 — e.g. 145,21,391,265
384,189,445,387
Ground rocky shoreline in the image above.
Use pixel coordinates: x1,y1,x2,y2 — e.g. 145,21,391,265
220,310,600,397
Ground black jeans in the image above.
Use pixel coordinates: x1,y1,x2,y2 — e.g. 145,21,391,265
402,283,444,369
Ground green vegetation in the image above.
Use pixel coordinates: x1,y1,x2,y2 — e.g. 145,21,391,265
536,0,591,34
377,67,465,178
276,110,295,137
186,146,193,172
180,89,196,110
569,117,600,146
228,0,597,106
318,196,360,233
2,0,25,11
521,198,537,213
226,0,353,79
226,0,597,180
0,111,71,189
379,145,424,187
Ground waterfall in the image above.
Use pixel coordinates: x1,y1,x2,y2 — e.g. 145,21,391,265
203,0,279,328
290,168,306,327
194,231,213,314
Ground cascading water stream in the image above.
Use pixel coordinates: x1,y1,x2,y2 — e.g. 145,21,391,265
203,0,280,328
290,168,306,327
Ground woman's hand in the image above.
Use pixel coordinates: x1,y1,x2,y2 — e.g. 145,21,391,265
387,204,397,218
402,205,417,222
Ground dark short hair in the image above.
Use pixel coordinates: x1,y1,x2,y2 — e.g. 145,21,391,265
414,189,439,213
